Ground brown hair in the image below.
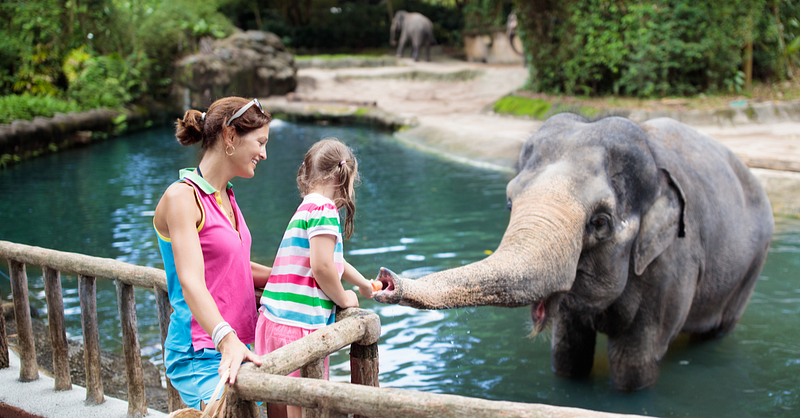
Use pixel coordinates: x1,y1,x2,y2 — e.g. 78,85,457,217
175,97,272,149
297,138,359,239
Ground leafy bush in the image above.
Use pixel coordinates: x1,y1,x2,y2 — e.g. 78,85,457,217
64,50,150,110
0,94,81,124
513,0,797,97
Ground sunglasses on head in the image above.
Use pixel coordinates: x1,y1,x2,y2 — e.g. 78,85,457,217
226,98,266,127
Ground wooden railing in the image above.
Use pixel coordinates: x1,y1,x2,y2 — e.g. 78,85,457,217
0,240,648,418
0,240,179,415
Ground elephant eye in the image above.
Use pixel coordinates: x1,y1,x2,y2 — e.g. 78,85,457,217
506,198,512,211
590,214,610,228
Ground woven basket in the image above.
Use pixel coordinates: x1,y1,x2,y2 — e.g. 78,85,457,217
168,369,230,418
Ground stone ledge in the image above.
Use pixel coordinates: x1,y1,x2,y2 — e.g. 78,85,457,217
0,106,167,166
0,350,166,418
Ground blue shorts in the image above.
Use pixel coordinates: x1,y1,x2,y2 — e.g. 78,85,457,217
164,346,224,410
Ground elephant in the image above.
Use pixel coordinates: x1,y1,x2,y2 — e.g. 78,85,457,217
506,13,524,57
390,10,435,62
374,114,774,391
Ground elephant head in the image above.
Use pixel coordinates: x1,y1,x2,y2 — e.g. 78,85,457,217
390,10,408,46
374,113,686,336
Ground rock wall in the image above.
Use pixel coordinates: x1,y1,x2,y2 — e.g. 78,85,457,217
464,29,524,65
0,107,161,164
174,30,297,112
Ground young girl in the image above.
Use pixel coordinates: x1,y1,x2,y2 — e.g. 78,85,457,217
256,138,374,418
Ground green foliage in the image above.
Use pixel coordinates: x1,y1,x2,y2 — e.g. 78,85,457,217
226,0,463,51
0,0,236,113
493,95,552,117
135,0,235,98
63,51,149,110
0,93,80,124
463,0,513,31
513,0,796,97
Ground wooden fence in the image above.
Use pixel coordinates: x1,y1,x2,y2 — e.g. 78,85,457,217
0,240,647,418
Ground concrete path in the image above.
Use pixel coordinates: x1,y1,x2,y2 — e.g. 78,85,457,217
265,58,800,216
0,350,167,418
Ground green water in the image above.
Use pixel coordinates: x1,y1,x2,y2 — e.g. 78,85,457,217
0,122,797,417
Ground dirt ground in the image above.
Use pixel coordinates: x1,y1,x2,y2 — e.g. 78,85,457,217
263,56,800,216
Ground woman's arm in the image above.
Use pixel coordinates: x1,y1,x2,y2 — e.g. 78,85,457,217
160,184,261,384
309,235,358,308
342,260,374,299
251,261,272,289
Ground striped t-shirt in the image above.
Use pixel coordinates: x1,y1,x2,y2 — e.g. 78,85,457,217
260,193,344,329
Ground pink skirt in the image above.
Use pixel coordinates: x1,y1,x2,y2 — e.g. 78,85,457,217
255,313,329,379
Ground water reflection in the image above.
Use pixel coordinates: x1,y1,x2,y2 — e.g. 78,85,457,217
0,122,798,417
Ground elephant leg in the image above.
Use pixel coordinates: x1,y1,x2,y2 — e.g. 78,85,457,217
425,43,431,62
607,322,663,391
412,46,419,62
551,310,596,378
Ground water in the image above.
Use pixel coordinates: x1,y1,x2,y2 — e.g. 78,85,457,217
0,122,798,417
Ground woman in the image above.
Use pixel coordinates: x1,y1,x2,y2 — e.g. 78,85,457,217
153,97,271,410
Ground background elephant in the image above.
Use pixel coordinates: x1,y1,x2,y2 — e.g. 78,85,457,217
390,10,435,62
506,13,524,57
375,114,774,391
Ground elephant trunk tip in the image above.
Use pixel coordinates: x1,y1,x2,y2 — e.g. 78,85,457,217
373,267,402,304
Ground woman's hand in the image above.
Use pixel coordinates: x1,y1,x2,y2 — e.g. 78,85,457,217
217,332,263,385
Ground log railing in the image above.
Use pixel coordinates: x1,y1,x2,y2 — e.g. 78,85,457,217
1,240,647,418
0,239,383,418
0,240,173,416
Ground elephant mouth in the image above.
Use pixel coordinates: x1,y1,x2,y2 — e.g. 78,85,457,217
373,267,400,304
531,293,564,334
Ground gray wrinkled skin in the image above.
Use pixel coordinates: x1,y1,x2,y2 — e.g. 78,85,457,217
374,114,774,391
390,11,435,62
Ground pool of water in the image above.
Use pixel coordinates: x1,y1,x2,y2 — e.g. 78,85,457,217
0,121,798,417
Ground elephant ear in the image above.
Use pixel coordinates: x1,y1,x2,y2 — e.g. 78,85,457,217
633,168,686,276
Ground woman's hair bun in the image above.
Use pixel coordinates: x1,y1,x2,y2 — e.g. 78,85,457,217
175,109,205,146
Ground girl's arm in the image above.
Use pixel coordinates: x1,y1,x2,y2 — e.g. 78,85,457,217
342,260,374,299
309,235,359,308
161,184,262,384
251,261,272,289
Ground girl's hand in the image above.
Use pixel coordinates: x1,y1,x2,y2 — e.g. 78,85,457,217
341,289,360,308
217,332,263,385
358,282,375,299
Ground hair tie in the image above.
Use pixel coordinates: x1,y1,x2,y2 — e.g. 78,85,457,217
340,160,346,166
201,112,206,121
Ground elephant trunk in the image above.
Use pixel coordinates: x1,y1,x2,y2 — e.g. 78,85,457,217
390,20,397,45
375,187,586,310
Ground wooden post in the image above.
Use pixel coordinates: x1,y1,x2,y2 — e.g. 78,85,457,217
8,260,38,381
0,289,8,369
155,286,186,412
351,342,379,418
79,274,104,405
222,389,261,418
43,266,72,391
350,343,379,387
116,280,147,416
301,358,325,418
